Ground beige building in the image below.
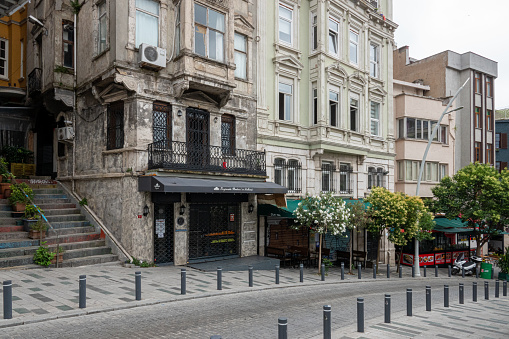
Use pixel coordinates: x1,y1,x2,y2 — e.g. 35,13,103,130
393,79,456,197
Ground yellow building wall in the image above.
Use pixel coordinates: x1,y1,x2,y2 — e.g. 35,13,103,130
0,6,27,89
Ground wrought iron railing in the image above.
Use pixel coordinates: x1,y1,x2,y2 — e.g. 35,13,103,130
273,160,302,193
28,68,42,97
148,140,266,176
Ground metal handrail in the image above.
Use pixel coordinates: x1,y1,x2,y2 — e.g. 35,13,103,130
9,176,61,268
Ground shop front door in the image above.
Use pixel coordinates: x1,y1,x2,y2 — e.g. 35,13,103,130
154,204,174,264
189,203,239,260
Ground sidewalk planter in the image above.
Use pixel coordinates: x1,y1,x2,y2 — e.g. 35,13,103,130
0,182,10,195
51,252,64,265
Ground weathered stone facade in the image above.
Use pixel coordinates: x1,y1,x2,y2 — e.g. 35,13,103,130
29,0,270,265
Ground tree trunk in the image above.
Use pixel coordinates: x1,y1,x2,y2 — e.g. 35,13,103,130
318,233,323,274
376,233,381,274
396,247,403,272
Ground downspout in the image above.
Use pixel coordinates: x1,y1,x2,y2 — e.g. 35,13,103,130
72,13,76,194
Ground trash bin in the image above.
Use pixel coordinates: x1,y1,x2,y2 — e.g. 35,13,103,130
480,262,492,279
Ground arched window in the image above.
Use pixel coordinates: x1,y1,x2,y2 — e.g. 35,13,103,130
274,158,285,186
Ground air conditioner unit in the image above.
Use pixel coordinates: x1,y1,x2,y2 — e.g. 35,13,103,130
57,127,74,142
138,43,166,70
370,0,379,8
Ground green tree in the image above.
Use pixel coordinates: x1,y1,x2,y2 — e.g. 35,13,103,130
429,163,509,256
293,192,351,273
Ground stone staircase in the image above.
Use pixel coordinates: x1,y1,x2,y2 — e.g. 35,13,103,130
0,181,120,269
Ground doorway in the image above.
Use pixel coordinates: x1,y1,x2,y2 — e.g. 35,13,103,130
153,203,174,264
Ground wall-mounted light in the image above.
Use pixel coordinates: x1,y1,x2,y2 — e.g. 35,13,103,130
248,204,254,213
214,117,218,123
177,110,183,117
179,205,186,215
143,205,149,217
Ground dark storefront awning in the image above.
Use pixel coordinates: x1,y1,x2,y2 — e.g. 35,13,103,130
259,200,301,218
434,218,472,233
138,176,288,194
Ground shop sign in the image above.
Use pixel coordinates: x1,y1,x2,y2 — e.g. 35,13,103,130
402,253,413,265
419,254,435,266
435,252,446,265
230,213,235,222
214,186,254,192
446,252,452,264
155,219,165,238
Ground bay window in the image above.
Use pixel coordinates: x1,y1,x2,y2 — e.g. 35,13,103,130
195,4,225,62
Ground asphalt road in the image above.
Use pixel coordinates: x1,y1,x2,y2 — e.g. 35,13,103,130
0,277,474,339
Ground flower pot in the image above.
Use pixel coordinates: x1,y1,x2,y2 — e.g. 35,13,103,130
23,219,38,232
29,229,46,239
3,188,11,198
0,182,10,195
12,202,26,212
51,253,64,264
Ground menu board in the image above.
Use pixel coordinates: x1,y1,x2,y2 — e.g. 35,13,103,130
435,252,446,265
155,219,165,238
419,254,435,266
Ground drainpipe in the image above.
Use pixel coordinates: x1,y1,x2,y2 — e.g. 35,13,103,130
72,13,76,194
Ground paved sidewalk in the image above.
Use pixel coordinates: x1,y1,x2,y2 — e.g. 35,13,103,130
334,298,509,338
0,262,506,330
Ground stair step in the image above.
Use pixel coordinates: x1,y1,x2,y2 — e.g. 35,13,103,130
0,218,21,225
33,194,68,199
54,254,119,268
44,214,86,222
0,254,34,268
44,232,101,245
47,226,96,237
49,220,91,229
42,208,81,216
33,203,77,210
0,239,106,259
33,198,71,204
0,238,40,250
32,189,64,194
0,232,29,241
0,226,24,232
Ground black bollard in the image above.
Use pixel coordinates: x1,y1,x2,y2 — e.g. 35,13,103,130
341,262,345,280
473,282,477,302
357,298,364,333
387,264,390,279
384,294,391,323
135,271,141,301
275,265,280,285
210,336,222,339
412,265,415,278
459,283,464,304
485,281,489,300
426,286,431,311
503,281,507,297
448,265,451,277
3,280,12,319
435,265,438,277
491,268,494,280
444,285,449,307
79,275,86,309
462,267,465,278
249,266,253,287
358,264,361,279
217,267,222,290
321,264,325,281
278,317,287,339
373,264,376,279
399,265,402,279
424,265,427,277
495,280,499,298
300,264,303,283
181,268,186,295
406,288,412,316
323,305,331,339
476,267,479,279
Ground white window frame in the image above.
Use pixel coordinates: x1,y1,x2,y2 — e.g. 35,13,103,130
278,78,293,121
349,94,359,132
369,43,379,78
98,1,107,54
194,3,226,62
439,164,448,180
328,17,339,56
349,30,359,65
339,163,351,194
329,88,339,127
370,101,380,136
311,12,317,51
274,158,285,186
397,161,404,181
278,3,293,45
322,161,335,192
312,84,318,125
135,0,160,48
234,32,247,79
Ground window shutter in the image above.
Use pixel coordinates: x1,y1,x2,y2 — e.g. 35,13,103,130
501,133,508,149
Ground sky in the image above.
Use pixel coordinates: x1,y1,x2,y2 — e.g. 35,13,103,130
393,0,509,109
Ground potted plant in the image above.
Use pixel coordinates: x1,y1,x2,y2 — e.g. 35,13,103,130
0,157,11,196
496,247,509,281
28,218,48,239
9,182,33,212
51,246,65,265
23,205,41,231
33,241,55,267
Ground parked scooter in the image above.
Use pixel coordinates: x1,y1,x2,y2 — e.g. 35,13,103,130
451,253,483,275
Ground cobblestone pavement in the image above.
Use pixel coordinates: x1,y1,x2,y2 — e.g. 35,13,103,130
0,263,507,338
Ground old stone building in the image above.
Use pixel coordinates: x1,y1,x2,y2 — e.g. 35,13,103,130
25,0,285,265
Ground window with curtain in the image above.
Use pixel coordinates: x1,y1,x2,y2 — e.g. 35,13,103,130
136,0,159,47
279,4,292,44
98,1,107,53
370,101,380,136
370,43,379,78
234,33,247,79
278,81,292,121
175,3,181,56
328,17,339,55
63,21,74,68
194,4,225,62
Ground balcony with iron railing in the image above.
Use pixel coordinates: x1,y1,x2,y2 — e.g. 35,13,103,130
148,140,266,176
28,68,42,97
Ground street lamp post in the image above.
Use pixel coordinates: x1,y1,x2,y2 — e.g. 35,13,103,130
413,78,470,277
